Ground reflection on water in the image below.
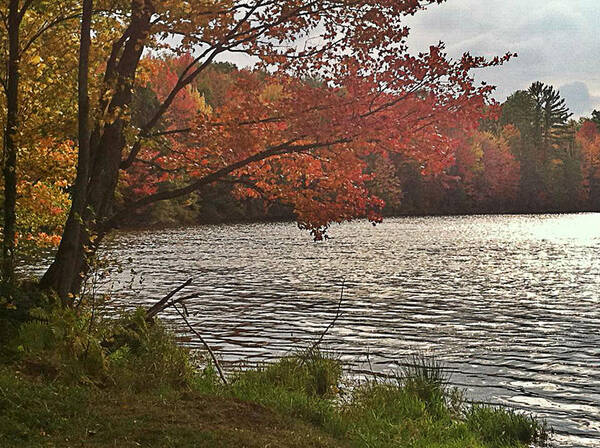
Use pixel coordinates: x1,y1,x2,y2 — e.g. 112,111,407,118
94,214,598,447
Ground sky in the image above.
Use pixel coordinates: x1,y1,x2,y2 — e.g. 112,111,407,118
404,0,600,117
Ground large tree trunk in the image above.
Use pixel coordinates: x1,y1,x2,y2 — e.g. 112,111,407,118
2,0,21,286
40,0,153,301
41,0,93,301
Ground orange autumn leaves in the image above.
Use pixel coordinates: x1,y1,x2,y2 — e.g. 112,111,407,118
17,139,77,249
577,120,600,199
11,51,558,248
14,39,507,249
454,126,520,205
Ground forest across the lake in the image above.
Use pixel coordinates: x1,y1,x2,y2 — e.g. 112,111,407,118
122,69,600,229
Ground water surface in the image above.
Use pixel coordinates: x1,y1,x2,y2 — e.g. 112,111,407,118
98,214,600,447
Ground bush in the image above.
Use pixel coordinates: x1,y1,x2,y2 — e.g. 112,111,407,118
2,296,194,391
0,280,52,356
107,309,195,391
10,300,109,383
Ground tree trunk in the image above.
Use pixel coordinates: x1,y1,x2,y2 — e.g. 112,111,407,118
41,0,93,302
40,0,153,300
2,0,21,286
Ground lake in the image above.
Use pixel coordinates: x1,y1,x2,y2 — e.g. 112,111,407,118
91,213,600,447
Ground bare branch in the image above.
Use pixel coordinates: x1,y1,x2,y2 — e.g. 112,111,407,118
144,278,228,385
146,278,192,321
308,280,345,354
172,301,228,385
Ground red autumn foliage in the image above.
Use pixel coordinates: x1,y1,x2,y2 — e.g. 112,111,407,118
454,128,520,205
576,120,600,198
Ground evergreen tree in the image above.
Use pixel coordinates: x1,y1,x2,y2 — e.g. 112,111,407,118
528,82,572,159
591,109,600,131
500,82,574,210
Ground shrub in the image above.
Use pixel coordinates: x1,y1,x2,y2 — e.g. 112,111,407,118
229,350,344,430
465,404,550,447
107,309,195,391
4,298,194,391
0,280,53,358
11,301,109,383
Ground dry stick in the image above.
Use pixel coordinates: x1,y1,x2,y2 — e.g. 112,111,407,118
171,301,228,385
168,293,200,308
308,280,345,355
145,278,192,321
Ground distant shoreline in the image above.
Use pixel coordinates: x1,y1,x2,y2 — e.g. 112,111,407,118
116,208,600,233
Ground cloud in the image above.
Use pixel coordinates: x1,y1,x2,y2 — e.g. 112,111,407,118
559,82,600,118
404,0,600,117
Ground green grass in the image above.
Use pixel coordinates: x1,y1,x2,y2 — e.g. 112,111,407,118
0,296,550,448
0,368,344,447
465,404,550,447
224,351,346,433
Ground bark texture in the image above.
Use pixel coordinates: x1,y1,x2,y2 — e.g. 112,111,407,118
2,0,22,285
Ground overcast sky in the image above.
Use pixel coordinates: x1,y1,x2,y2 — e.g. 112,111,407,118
404,0,600,117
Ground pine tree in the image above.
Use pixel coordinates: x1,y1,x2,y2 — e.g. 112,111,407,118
528,82,573,160
591,109,600,131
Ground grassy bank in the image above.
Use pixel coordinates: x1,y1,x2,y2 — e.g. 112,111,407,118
0,289,549,447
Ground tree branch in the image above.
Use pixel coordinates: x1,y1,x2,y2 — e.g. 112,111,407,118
21,11,82,55
145,278,192,322
17,0,34,22
218,176,267,200
304,280,345,361
172,301,228,385
104,137,355,231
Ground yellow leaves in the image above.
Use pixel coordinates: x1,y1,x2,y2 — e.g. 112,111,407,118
29,55,44,66
472,141,484,161
190,88,213,116
260,83,285,102
136,59,154,87
10,138,76,249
